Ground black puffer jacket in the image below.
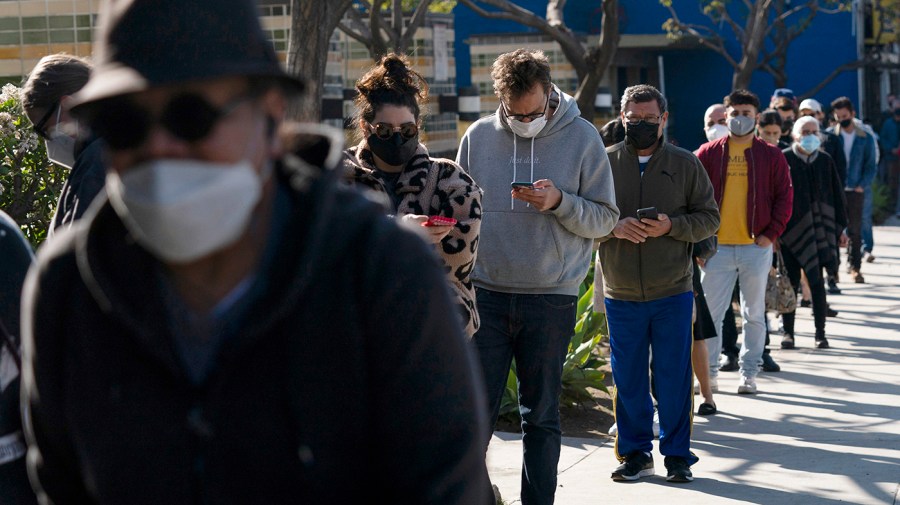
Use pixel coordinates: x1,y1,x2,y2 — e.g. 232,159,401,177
0,211,37,505
21,125,488,505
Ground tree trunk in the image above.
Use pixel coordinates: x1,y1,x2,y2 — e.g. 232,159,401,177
574,0,618,122
287,0,353,121
731,1,767,91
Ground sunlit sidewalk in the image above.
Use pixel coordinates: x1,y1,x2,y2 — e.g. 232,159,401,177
488,224,900,505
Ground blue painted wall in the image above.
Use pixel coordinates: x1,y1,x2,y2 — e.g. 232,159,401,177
454,0,858,149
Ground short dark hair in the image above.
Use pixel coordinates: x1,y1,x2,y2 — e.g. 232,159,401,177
490,49,552,104
724,89,760,111
620,84,667,114
757,109,783,128
21,54,91,118
830,96,855,113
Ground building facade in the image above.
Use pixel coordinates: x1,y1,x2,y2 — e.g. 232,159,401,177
0,0,460,156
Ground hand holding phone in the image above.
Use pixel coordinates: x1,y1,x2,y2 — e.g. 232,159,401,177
636,206,659,221
423,215,457,227
510,181,535,190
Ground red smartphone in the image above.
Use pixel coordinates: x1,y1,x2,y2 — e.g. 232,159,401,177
423,216,457,227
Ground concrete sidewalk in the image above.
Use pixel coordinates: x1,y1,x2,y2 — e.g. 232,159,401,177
487,224,900,505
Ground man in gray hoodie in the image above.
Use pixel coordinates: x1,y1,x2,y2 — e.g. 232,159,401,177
456,49,618,505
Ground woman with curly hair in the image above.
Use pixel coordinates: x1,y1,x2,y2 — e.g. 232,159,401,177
344,53,483,338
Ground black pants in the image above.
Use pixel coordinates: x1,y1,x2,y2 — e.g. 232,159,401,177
845,190,865,270
781,247,827,337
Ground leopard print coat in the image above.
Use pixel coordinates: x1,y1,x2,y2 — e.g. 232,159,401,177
344,141,482,337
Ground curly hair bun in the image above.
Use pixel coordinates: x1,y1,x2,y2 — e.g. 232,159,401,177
354,53,428,124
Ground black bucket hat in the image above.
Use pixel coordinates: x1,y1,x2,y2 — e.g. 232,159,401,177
71,0,304,111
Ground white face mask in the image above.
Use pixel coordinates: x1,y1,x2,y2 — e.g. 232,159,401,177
508,115,547,139
105,158,265,264
705,123,729,142
44,107,76,169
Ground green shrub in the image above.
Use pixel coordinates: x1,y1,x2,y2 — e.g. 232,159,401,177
498,259,609,425
871,180,892,224
0,83,65,248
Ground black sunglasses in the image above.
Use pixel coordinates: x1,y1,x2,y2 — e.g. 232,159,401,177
369,122,418,140
32,102,59,140
86,92,255,150
776,105,795,112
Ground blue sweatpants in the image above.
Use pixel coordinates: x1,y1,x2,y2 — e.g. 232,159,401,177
606,291,698,465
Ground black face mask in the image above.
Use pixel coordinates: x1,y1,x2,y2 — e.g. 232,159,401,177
367,132,418,167
781,118,794,135
625,121,660,150
839,118,853,128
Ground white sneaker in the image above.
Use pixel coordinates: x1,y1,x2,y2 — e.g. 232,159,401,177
608,423,618,436
737,377,757,394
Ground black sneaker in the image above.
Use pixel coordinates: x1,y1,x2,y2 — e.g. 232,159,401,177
761,353,781,372
664,456,694,483
611,451,654,482
800,299,811,308
781,333,795,349
718,354,739,372
827,278,842,294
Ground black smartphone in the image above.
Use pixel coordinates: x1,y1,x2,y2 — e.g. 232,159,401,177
636,206,659,220
510,181,535,190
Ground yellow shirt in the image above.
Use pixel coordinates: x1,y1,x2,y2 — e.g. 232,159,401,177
718,138,754,245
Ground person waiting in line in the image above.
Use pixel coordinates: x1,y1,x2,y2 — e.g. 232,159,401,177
799,98,846,295
703,103,729,142
779,116,848,350
344,53,483,337
770,88,798,146
757,109,790,149
0,210,36,505
599,84,719,483
21,54,105,235
20,0,489,502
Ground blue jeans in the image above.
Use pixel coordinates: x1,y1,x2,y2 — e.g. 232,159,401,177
606,291,697,465
474,288,576,505
701,244,773,380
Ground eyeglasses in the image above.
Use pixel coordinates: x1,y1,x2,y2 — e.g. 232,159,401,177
368,122,418,140
776,105,795,112
502,95,549,122
86,92,255,150
624,114,662,126
32,102,60,140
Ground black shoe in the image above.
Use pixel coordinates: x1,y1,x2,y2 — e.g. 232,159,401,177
718,354,739,372
611,451,654,482
664,456,694,483
800,299,811,308
761,353,781,372
815,336,830,349
697,402,717,416
826,306,839,318
827,279,842,295
781,333,795,349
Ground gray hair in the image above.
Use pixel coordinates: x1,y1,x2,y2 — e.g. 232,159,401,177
620,84,667,114
792,115,820,139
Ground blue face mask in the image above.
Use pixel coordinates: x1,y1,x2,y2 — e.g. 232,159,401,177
799,134,821,153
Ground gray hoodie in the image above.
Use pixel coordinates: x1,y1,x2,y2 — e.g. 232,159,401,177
456,86,619,295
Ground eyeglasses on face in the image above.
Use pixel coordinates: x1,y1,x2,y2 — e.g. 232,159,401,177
624,114,662,126
502,94,549,122
368,122,418,140
32,102,60,140
86,92,256,151
776,105,795,112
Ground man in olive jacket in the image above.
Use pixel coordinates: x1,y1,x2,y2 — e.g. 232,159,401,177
597,85,719,484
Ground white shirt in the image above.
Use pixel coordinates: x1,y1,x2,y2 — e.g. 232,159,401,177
840,129,855,165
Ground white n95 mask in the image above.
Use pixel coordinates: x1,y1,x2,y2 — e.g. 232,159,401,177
705,123,729,142
508,116,547,139
105,159,264,264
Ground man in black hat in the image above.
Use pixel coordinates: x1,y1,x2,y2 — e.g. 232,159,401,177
20,1,488,503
